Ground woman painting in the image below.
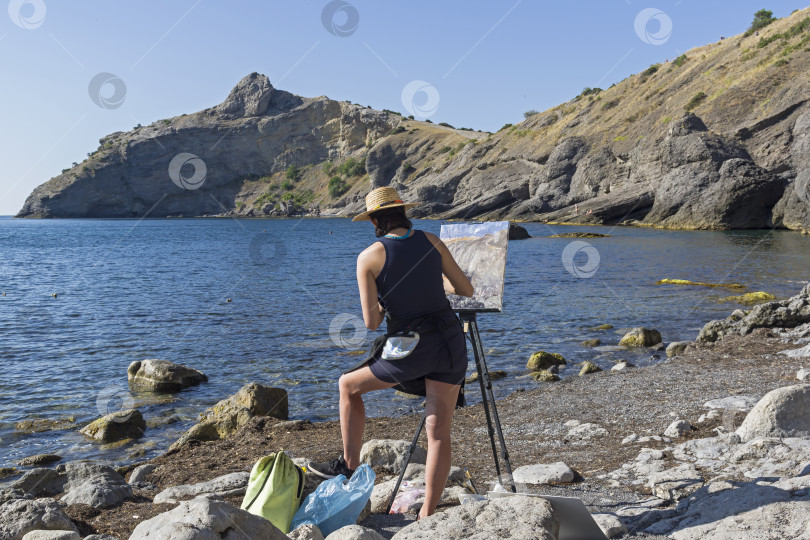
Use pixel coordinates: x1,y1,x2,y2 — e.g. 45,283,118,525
309,187,473,519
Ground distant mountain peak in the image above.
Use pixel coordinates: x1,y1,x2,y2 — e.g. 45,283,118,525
215,72,277,118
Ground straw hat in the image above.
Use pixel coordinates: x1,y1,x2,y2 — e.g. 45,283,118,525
352,187,419,221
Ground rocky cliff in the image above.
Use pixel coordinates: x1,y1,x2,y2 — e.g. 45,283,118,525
17,9,810,231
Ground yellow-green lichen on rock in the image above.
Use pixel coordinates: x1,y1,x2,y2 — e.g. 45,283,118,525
527,351,567,371
719,291,776,305
579,362,602,375
531,370,560,382
619,327,663,347
656,278,744,289
466,369,507,384
80,409,145,443
589,324,614,330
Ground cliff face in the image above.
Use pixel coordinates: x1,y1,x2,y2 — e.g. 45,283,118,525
17,73,395,218
17,9,810,231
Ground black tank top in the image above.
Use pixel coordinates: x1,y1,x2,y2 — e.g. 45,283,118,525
375,230,449,321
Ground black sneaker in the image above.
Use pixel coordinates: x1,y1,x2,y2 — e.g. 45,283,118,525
308,455,355,479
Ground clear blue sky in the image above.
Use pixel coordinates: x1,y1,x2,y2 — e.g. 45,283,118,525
0,1,804,214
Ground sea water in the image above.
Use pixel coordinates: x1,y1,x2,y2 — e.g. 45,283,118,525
1,216,808,465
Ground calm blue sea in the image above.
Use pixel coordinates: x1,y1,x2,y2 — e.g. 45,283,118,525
1,216,809,467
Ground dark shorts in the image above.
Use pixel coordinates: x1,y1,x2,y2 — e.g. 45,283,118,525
368,323,468,386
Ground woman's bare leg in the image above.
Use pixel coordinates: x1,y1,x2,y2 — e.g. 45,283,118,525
338,366,395,469
419,379,460,519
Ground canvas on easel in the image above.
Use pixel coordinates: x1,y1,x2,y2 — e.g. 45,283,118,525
440,221,509,312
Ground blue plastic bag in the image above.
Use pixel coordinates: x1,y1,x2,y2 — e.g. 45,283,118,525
290,464,375,536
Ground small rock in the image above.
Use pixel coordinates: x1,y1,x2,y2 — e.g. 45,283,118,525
579,361,602,375
512,462,575,484
153,472,250,504
704,395,759,412
324,525,385,540
0,467,19,479
360,439,426,474
288,523,325,540
0,498,78,540
567,423,608,440
591,513,627,538
611,361,634,371
665,341,690,357
127,359,208,392
619,327,662,347
664,420,693,439
581,338,601,347
797,368,810,382
531,370,560,382
465,369,506,384
526,351,566,371
622,434,639,445
80,409,145,443
128,464,156,484
21,532,80,540
17,455,62,467
129,497,287,539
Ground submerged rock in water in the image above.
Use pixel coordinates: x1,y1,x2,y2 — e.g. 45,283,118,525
17,455,62,467
127,359,208,392
720,291,776,305
526,351,566,371
79,410,145,443
619,327,662,347
507,223,531,240
129,497,287,540
465,369,506,384
171,382,288,449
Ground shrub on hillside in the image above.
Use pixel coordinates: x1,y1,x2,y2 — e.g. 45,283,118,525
285,165,301,181
744,9,777,36
328,176,348,197
673,54,688,67
524,109,540,119
685,92,707,111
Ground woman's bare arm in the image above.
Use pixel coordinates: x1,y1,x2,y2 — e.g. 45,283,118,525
356,244,386,330
425,232,474,297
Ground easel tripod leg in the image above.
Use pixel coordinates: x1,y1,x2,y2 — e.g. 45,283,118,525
386,412,427,514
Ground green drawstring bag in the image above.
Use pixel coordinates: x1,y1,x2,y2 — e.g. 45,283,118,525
241,451,305,533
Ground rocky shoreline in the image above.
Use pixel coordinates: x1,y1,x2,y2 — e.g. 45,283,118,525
2,284,809,539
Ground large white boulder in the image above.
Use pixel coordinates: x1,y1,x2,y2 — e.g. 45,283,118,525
512,462,574,484
129,497,287,539
390,495,558,540
736,385,810,442
359,440,426,474
152,472,250,504
0,498,78,540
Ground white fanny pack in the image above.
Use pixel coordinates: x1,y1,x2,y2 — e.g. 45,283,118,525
381,332,420,360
